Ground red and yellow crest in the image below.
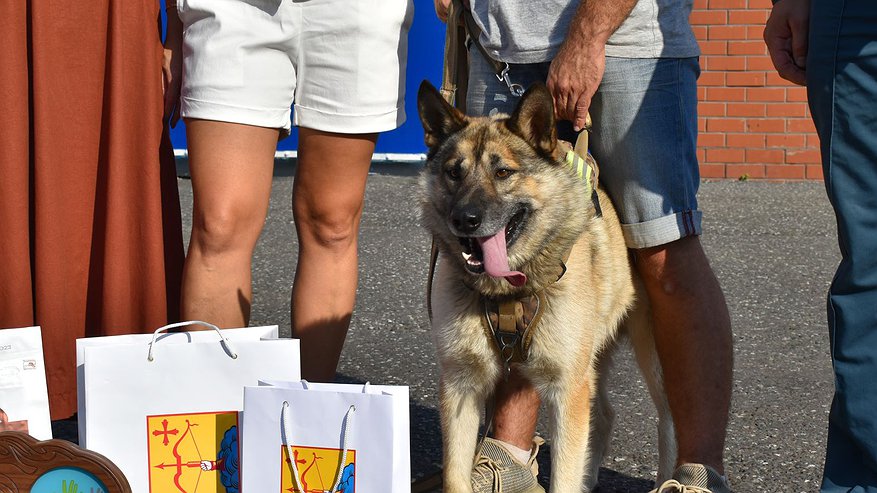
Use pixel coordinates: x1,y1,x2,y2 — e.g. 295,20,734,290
281,445,356,493
147,411,240,493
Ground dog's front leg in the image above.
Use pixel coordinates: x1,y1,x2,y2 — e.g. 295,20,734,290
546,378,592,493
440,377,484,493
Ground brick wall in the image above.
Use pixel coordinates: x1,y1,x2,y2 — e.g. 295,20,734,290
691,0,823,180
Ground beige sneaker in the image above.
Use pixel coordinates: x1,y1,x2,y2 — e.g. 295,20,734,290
471,437,546,493
651,464,732,493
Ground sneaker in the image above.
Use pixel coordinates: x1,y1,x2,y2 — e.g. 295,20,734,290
651,464,732,493
471,437,546,493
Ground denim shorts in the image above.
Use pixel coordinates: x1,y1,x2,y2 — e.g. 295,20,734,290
466,53,703,249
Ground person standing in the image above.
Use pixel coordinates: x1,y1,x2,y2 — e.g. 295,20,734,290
164,0,413,382
765,1,877,490
434,0,735,491
0,0,185,420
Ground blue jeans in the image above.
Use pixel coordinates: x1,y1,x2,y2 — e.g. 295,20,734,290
466,53,703,249
807,0,877,491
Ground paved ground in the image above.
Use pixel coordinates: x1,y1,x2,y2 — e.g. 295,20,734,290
62,162,839,492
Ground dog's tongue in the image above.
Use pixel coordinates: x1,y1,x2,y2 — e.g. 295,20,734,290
477,230,527,287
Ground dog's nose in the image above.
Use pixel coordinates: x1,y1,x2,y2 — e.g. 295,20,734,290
451,205,482,234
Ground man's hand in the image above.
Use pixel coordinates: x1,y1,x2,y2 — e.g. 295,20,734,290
163,6,183,127
547,42,605,132
547,0,637,132
764,0,810,86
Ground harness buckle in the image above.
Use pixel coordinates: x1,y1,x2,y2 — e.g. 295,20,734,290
495,331,519,377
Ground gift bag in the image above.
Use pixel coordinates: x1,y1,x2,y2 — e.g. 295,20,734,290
0,326,52,439
77,321,300,493
242,381,410,493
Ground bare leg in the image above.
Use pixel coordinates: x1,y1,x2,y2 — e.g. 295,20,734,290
634,236,733,474
291,128,377,382
181,120,279,327
491,367,541,450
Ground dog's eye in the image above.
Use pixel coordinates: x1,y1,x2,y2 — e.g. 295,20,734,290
495,168,515,179
446,167,462,180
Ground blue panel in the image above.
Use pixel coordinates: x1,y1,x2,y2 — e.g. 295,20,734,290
166,2,445,155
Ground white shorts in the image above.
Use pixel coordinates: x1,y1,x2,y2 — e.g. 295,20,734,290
176,0,413,135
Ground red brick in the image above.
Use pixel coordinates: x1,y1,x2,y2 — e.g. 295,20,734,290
698,118,708,132
787,149,821,164
728,103,766,117
699,40,729,55
747,118,786,133
747,87,786,102
747,149,785,163
727,164,767,179
788,118,817,132
699,102,727,117
690,10,727,24
727,133,766,148
705,87,746,102
766,71,800,86
727,72,766,86
767,134,807,148
766,103,808,117
693,0,709,9
699,164,727,179
699,71,727,86
728,41,768,56
711,0,747,8
707,118,746,132
692,26,708,39
697,86,707,100
706,56,747,71
766,164,806,180
746,56,776,71
729,10,769,24
698,132,727,147
786,86,808,101
697,148,707,163
747,25,766,40
710,25,749,40
748,0,773,8
806,134,822,147
807,164,824,180
705,148,746,163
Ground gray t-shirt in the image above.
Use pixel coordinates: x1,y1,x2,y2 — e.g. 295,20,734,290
469,0,700,63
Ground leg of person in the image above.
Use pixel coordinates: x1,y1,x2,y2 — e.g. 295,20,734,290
181,121,278,327
807,1,877,490
289,0,412,382
465,53,551,492
174,0,299,328
589,56,733,491
290,129,376,382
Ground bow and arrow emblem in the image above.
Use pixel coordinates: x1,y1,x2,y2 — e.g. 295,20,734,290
152,418,239,493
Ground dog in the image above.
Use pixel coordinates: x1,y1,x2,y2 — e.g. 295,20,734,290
417,80,676,493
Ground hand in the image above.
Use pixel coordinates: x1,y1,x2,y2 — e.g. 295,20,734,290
163,8,183,127
764,0,810,86
434,0,451,22
547,42,605,132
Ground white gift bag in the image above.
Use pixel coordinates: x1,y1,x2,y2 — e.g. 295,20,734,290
242,381,410,493
0,326,52,440
77,321,301,493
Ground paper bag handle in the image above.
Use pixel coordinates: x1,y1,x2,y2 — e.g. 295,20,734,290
147,321,239,362
282,401,356,493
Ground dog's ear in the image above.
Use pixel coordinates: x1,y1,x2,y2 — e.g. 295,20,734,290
418,80,467,149
506,83,557,156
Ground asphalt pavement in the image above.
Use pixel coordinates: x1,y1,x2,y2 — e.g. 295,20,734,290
61,161,838,493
